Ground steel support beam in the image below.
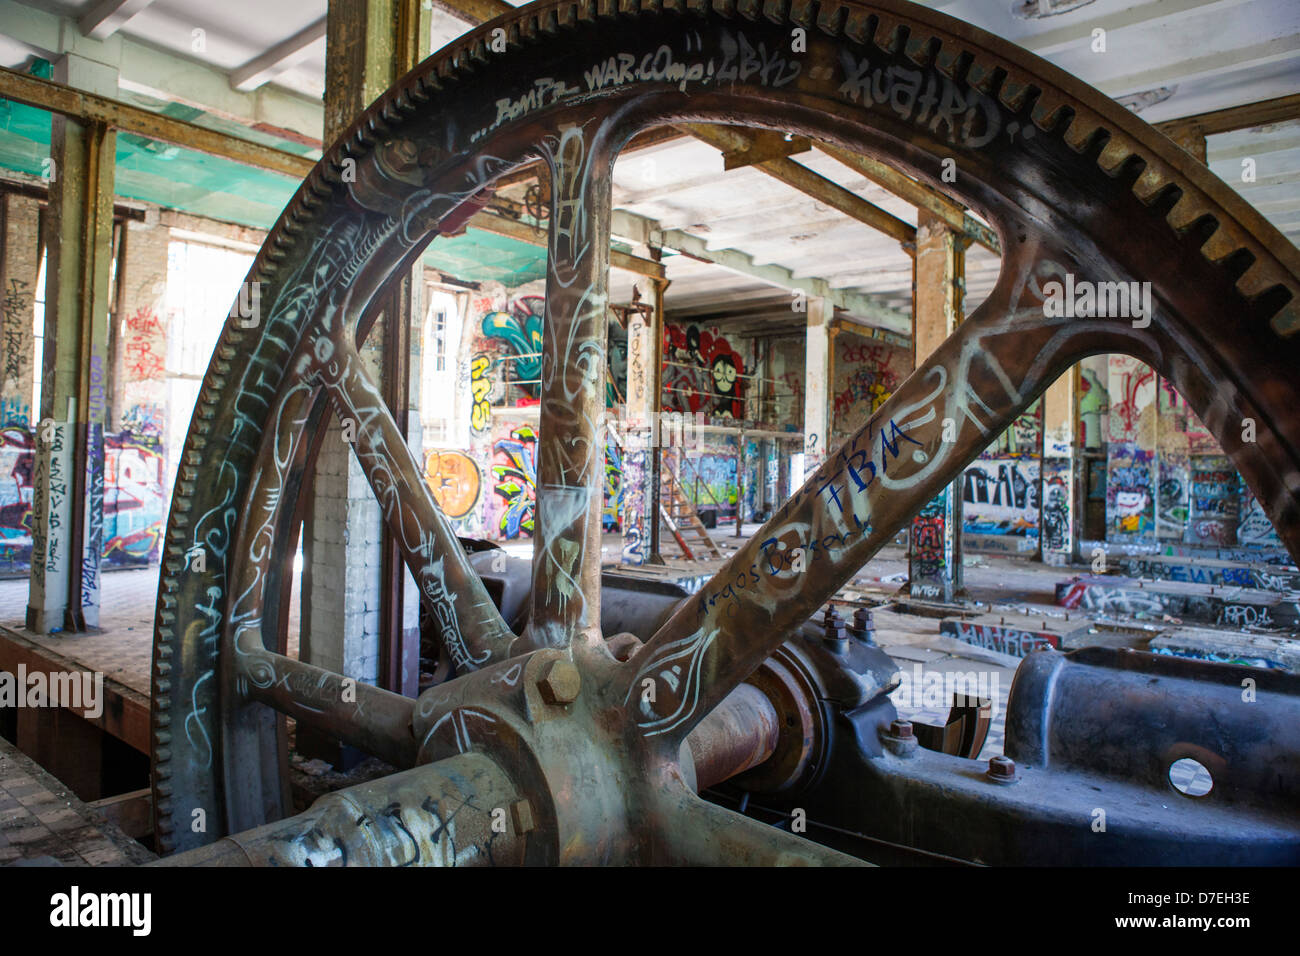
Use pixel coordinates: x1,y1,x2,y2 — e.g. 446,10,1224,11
684,124,915,246
816,143,1000,254
25,55,118,634
0,66,314,180
1157,92,1300,139
470,209,665,279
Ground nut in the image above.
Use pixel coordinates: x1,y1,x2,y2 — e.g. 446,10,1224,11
987,755,1017,781
889,719,913,739
537,658,581,705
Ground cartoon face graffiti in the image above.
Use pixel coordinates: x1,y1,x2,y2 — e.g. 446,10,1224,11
423,450,482,520
1115,490,1150,530
711,355,739,416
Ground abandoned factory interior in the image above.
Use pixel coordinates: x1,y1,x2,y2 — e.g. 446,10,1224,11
0,0,1298,891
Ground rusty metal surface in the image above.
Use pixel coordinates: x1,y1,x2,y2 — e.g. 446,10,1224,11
156,752,525,866
151,0,1300,862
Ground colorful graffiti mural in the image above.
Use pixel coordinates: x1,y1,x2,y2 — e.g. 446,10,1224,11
469,353,494,433
0,424,34,571
961,458,1040,536
1107,443,1156,536
603,436,623,532
831,340,906,439
481,296,545,397
0,426,165,573
423,449,482,520
663,323,745,419
101,431,166,567
491,425,537,539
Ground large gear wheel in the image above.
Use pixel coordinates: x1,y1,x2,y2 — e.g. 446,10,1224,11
151,0,1300,863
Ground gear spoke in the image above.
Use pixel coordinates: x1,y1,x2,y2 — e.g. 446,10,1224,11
322,336,518,670
236,647,420,768
527,114,620,652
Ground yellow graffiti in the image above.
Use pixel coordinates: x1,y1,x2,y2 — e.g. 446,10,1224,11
470,354,492,433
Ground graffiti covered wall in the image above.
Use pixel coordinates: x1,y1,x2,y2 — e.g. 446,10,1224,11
829,333,909,446
663,322,746,420
962,400,1042,544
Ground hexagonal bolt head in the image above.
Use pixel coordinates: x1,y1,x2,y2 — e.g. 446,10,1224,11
987,755,1017,780
889,719,913,739
537,658,581,705
822,607,847,644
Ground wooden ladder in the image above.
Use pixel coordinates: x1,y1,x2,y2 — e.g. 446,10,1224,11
659,467,722,561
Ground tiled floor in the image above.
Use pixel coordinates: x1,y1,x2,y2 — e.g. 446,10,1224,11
0,737,155,866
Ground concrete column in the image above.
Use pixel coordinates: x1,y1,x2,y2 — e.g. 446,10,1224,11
0,194,40,430
300,0,428,761
907,210,966,602
1040,372,1075,562
27,51,118,633
803,296,830,476
621,291,654,565
648,268,666,564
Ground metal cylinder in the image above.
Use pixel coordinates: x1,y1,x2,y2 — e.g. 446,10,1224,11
686,682,781,790
156,752,525,866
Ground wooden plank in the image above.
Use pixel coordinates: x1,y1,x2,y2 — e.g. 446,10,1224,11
1157,92,1300,139
87,787,153,839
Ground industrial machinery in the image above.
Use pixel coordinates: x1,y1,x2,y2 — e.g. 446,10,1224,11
151,0,1300,865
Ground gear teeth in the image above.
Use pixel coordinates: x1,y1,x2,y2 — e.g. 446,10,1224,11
841,9,872,43
873,15,906,53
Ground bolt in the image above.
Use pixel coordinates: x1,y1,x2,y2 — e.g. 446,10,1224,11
889,719,913,739
987,755,1017,781
851,606,877,645
537,658,581,705
822,606,846,643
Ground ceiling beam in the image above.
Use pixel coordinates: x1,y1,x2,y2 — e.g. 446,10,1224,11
231,17,328,93
1022,0,1249,57
605,205,910,334
816,143,1000,254
682,124,916,246
77,0,157,40
426,0,515,26
0,66,315,179
467,210,665,279
0,0,323,143
661,226,911,335
1097,34,1300,97
1158,92,1300,139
